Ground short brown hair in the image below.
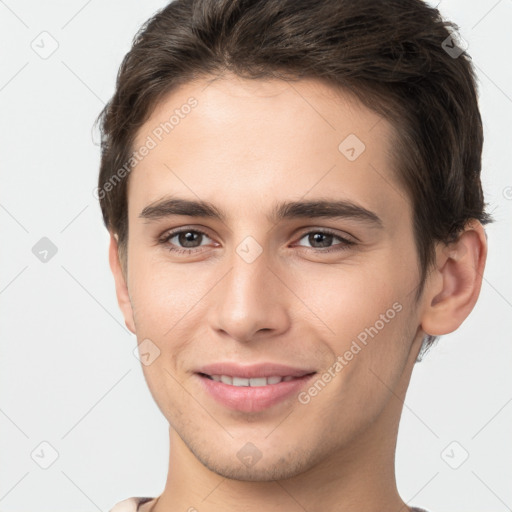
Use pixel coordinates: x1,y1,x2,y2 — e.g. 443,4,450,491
96,0,493,357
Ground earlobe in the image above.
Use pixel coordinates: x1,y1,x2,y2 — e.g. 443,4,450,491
108,233,136,334
420,220,488,336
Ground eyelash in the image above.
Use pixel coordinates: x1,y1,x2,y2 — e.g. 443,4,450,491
158,227,356,255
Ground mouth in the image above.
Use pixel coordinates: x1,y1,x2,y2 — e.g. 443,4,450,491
197,372,315,386
195,371,318,412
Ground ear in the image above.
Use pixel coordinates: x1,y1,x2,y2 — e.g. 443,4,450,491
108,233,136,334
420,220,488,336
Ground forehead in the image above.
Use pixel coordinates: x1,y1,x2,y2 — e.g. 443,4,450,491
134,74,388,149
128,74,409,225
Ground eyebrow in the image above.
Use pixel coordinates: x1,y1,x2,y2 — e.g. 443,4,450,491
139,197,383,228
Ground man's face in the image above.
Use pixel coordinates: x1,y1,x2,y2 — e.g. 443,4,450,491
117,74,428,480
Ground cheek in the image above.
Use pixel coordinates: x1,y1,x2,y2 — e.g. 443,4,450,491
127,255,219,384
127,249,206,331
297,261,401,334
304,256,415,375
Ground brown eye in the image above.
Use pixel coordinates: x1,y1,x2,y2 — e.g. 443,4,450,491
159,228,213,254
296,230,356,252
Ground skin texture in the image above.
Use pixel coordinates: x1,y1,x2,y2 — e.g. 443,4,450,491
108,74,487,512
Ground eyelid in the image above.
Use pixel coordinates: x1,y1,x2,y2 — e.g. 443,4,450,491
159,223,210,235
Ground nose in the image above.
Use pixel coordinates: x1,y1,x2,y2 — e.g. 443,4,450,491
207,243,291,343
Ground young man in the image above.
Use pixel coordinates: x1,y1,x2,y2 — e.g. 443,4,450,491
96,1,492,511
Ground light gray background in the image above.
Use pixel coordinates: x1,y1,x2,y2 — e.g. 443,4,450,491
0,1,510,511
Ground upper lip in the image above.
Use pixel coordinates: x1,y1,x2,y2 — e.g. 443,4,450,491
196,362,317,379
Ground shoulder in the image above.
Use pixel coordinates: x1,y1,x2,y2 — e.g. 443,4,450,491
109,497,156,512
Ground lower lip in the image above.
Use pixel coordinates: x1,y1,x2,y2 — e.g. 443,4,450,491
196,373,317,413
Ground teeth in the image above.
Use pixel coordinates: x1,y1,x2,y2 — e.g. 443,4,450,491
248,377,267,386
220,375,233,385
209,375,298,386
233,377,250,386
